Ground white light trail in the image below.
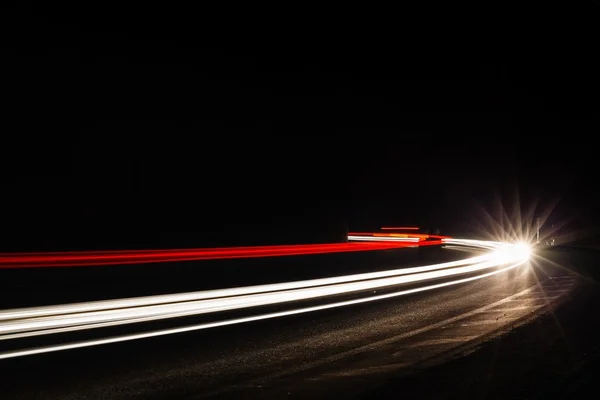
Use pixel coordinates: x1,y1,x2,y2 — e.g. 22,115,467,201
0,255,506,339
0,239,531,360
0,239,498,322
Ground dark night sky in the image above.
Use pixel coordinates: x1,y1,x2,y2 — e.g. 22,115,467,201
2,2,600,250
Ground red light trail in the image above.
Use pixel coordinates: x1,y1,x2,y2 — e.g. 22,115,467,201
0,231,449,269
348,232,451,240
0,241,430,269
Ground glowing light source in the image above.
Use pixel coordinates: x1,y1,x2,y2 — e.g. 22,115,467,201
514,243,532,260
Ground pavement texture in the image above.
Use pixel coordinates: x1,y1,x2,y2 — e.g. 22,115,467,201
0,247,597,399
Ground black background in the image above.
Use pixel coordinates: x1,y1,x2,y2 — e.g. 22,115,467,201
2,1,599,250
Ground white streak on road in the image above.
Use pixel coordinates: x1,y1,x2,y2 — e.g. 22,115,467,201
0,238,531,360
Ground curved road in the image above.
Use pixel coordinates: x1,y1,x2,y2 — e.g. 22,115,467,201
0,244,579,399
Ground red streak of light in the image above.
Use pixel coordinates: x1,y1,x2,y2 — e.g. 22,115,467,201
0,241,430,269
380,227,420,230
348,232,451,240
414,239,443,246
373,233,425,238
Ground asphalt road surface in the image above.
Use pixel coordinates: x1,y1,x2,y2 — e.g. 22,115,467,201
0,246,580,400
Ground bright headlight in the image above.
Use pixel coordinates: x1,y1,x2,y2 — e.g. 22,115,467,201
491,243,531,264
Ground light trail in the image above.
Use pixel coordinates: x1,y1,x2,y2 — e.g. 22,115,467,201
0,232,445,269
348,235,420,242
0,241,417,269
0,257,528,360
0,245,487,321
348,233,450,240
0,250,505,338
0,238,531,359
